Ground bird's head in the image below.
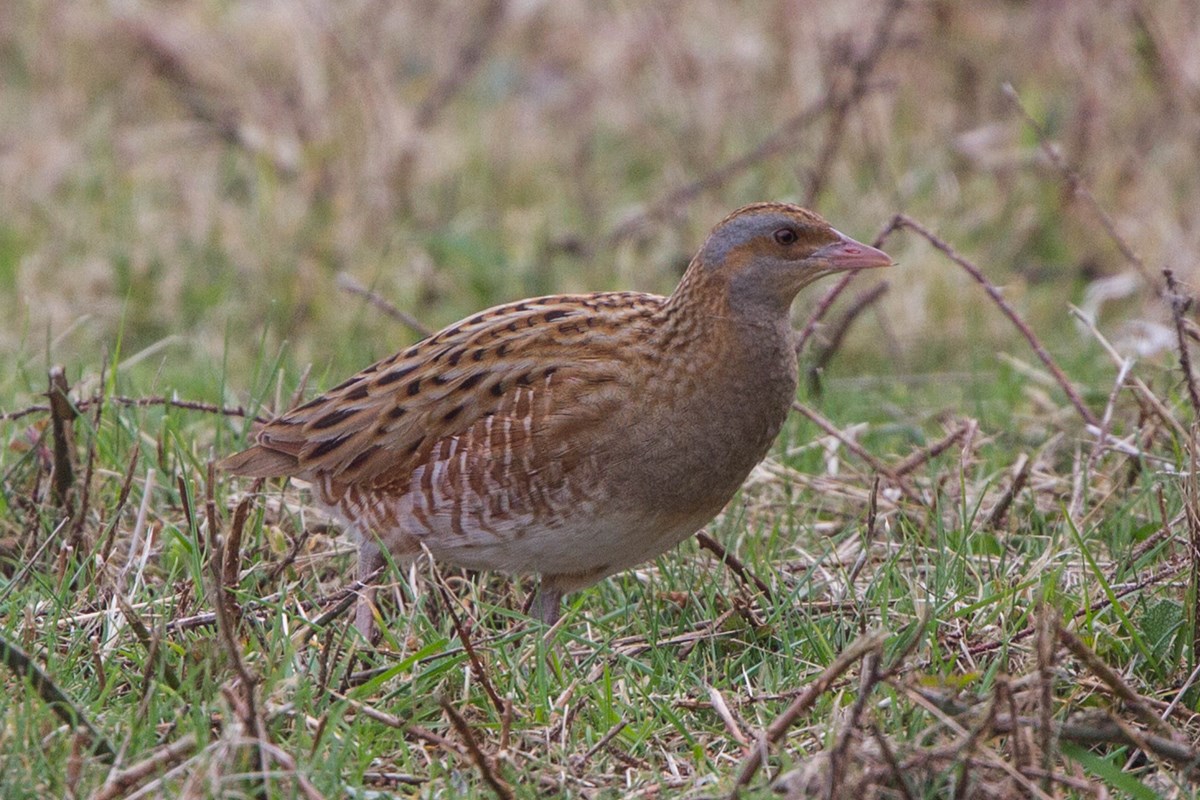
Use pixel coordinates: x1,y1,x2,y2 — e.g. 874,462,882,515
693,202,893,316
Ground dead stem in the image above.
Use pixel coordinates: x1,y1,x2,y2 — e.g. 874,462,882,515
892,422,971,477
804,0,905,205
0,631,115,762
1003,83,1151,285
986,453,1031,530
432,581,508,717
1164,269,1200,418
807,280,890,396
440,696,516,800
880,214,1099,427
1,395,268,424
795,272,859,357
828,649,881,800
695,532,774,602
336,273,434,339
90,734,198,800
791,401,926,504
1057,625,1180,739
47,366,77,511
728,629,886,796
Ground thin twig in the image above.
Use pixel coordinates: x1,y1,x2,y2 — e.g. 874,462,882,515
209,505,255,691
330,689,466,755
1003,83,1151,285
256,739,326,800
804,0,905,205
869,723,916,800
290,567,384,649
899,685,1056,800
913,685,1200,776
432,582,507,716
116,596,181,691
792,402,896,479
1,395,268,424
69,364,106,556
986,453,1031,530
89,734,198,800
952,689,998,800
97,449,140,568
695,532,774,601
204,461,219,565
1185,441,1200,666
600,81,890,251
0,518,68,608
1164,270,1200,419
267,524,313,582
0,631,115,762
221,480,261,619
1070,304,1192,443
440,697,515,800
728,629,886,796
1084,560,1186,623
828,650,880,799
882,214,1098,427
791,402,925,505
795,272,859,356
1058,626,1179,738
1086,358,1134,475
807,281,890,395
361,771,425,787
336,273,433,338
573,720,629,773
892,422,970,477
1034,606,1055,794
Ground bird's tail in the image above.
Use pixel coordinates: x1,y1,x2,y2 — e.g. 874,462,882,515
218,445,300,477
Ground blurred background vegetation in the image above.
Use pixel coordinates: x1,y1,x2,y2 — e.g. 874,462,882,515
1,0,1198,400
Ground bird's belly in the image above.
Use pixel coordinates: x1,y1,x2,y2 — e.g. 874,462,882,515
385,495,702,578
323,464,713,581
424,506,688,578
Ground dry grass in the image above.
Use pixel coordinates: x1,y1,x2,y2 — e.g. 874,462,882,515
3,0,1200,797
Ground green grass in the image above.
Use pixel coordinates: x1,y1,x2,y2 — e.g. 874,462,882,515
1,334,1196,797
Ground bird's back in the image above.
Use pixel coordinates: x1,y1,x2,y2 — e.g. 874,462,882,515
222,290,711,574
223,290,665,483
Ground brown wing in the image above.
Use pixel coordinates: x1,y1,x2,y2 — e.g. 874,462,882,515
220,291,662,485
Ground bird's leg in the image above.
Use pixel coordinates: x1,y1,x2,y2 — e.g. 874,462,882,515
532,581,564,625
355,540,386,642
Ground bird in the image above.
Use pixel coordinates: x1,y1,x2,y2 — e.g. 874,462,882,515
221,203,892,638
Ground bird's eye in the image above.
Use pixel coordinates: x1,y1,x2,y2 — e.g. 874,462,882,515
774,228,798,245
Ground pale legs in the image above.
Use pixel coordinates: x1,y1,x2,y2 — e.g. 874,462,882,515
355,539,386,641
532,582,564,625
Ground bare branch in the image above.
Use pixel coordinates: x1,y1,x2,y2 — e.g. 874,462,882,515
883,214,1098,427
337,273,434,338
